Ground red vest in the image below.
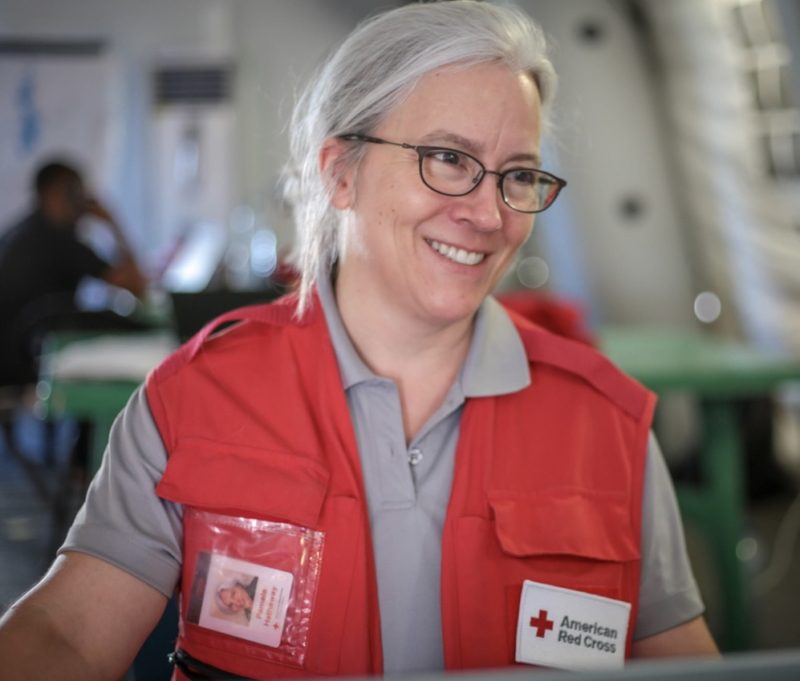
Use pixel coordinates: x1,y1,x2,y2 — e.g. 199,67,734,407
148,293,655,679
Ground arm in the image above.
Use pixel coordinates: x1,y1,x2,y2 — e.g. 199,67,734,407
0,552,167,681
103,257,148,299
632,615,719,658
84,198,148,298
1,386,183,679
633,434,719,657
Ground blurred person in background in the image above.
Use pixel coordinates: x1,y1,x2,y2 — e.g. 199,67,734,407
0,159,147,389
0,2,717,679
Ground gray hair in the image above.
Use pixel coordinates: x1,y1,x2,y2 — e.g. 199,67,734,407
282,0,557,314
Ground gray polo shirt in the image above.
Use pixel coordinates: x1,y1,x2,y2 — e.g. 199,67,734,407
61,278,703,673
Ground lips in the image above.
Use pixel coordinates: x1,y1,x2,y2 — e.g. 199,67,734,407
426,238,486,266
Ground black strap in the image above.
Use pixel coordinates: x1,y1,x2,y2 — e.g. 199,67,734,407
169,648,255,681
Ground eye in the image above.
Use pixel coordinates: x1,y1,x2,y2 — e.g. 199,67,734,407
420,147,480,191
506,169,537,186
428,149,467,167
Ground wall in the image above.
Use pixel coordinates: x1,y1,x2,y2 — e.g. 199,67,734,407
517,0,698,327
0,0,358,260
1,0,704,329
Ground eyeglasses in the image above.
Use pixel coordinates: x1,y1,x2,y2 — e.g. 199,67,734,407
339,133,566,214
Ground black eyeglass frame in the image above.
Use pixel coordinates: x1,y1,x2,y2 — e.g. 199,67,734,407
338,133,567,214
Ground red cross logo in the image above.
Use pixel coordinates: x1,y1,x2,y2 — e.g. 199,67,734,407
529,609,554,638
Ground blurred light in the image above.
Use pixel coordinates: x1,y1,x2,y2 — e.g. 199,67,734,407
516,256,550,289
36,380,51,402
112,289,137,317
250,228,277,277
161,221,227,292
76,278,111,310
736,536,759,563
694,291,722,324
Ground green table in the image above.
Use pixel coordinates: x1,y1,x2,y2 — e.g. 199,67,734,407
601,326,800,652
38,331,175,473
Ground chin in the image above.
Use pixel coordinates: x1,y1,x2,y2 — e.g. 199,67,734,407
419,291,486,326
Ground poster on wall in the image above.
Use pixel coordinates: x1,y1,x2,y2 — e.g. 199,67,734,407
0,42,112,229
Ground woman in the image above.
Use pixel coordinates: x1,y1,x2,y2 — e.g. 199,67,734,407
215,579,256,620
0,2,717,679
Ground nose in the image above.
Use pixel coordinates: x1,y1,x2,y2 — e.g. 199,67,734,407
460,171,503,232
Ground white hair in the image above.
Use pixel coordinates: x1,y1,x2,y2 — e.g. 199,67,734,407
282,0,557,314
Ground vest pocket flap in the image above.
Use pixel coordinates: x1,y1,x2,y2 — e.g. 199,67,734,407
157,438,330,528
488,492,639,562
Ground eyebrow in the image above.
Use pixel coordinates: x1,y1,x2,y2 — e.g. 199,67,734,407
418,129,541,167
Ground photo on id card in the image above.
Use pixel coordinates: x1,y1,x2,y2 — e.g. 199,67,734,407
186,551,294,647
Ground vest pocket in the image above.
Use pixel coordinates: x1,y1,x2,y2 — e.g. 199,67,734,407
452,492,639,667
488,491,640,567
156,437,330,526
156,440,364,678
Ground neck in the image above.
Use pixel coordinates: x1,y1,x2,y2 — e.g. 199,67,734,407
334,269,475,441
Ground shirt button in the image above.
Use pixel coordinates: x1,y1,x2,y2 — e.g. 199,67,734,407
408,446,423,466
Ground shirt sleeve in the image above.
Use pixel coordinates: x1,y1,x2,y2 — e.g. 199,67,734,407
58,385,182,597
634,432,705,639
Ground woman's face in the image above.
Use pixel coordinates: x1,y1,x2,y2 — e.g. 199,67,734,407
219,584,253,613
331,62,542,328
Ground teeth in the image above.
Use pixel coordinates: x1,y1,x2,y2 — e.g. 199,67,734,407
428,239,485,266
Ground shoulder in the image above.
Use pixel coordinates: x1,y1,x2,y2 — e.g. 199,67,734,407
506,308,653,422
0,212,38,248
144,292,337,452
148,292,318,386
0,214,53,278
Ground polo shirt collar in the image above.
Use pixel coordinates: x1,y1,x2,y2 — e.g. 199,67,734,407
461,295,531,397
317,272,376,390
317,272,530,397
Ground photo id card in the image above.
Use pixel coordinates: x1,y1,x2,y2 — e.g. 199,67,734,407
187,552,294,648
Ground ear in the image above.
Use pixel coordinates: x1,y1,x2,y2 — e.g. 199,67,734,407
319,137,357,210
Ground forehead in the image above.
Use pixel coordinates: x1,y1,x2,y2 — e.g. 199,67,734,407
54,175,84,193
377,63,542,156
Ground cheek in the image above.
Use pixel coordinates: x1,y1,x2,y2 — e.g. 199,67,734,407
508,217,535,250
353,174,452,256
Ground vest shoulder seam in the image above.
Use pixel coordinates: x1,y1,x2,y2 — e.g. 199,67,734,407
510,314,651,421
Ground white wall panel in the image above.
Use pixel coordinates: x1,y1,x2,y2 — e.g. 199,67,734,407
517,0,697,327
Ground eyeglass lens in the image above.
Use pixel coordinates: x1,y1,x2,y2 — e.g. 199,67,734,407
420,148,558,213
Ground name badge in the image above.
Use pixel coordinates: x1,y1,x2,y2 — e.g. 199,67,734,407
516,580,630,671
192,552,294,648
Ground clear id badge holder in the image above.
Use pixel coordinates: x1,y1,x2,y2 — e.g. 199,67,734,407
182,508,325,668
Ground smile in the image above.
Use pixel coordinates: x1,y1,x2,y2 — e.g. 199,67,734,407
426,239,486,266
